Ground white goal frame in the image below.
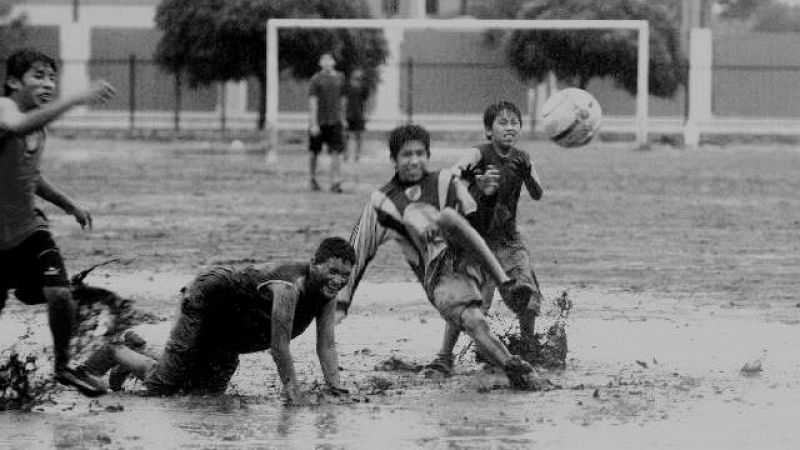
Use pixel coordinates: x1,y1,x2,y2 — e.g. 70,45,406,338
266,18,650,150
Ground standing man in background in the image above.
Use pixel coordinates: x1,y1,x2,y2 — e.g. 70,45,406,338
308,53,346,194
344,68,370,163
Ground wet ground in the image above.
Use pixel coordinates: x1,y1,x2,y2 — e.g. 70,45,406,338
1,138,799,448
2,277,799,449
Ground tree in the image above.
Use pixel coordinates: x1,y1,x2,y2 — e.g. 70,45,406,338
504,0,686,99
154,0,387,130
0,1,26,58
752,3,800,32
717,0,773,20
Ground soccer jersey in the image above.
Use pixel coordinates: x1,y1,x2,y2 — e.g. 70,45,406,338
0,123,47,250
189,262,332,354
455,142,533,242
337,170,479,312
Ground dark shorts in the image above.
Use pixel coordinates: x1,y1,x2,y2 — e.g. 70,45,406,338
309,124,345,154
0,230,69,309
347,118,365,132
480,236,543,315
144,276,240,395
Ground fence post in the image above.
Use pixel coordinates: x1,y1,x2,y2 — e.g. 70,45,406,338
173,72,181,131
128,54,136,131
406,57,414,123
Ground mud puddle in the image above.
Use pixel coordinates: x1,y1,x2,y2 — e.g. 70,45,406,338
2,275,800,448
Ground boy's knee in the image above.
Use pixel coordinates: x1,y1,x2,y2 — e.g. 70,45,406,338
458,307,490,334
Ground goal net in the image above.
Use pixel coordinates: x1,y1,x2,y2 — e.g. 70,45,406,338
265,18,650,150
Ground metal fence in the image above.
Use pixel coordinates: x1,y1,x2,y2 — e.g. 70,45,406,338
3,55,800,132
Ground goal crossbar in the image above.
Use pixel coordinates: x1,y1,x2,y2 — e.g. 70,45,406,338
266,18,649,149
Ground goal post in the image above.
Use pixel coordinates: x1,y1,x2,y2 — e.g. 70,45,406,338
265,18,650,155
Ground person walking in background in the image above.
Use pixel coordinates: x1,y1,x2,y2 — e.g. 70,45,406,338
344,68,370,162
308,53,346,193
0,48,116,397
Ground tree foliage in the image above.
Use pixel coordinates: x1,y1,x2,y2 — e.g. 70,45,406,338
717,0,772,20
154,0,387,129
0,1,26,58
504,0,685,99
751,3,800,32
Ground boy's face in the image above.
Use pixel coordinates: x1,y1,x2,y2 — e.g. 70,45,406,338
8,62,57,111
394,140,429,184
319,54,335,72
309,257,353,300
487,109,521,151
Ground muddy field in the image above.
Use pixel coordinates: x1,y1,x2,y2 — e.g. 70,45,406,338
1,136,799,449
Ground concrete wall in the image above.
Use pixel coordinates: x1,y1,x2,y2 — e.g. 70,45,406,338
713,32,800,117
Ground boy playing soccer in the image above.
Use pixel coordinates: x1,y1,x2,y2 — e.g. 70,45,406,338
82,237,355,406
428,100,545,375
0,48,116,396
335,124,537,389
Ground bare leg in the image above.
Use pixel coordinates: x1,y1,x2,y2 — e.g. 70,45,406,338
458,307,511,367
353,131,363,162
309,152,319,190
330,151,342,191
43,286,75,371
459,306,533,389
111,345,157,382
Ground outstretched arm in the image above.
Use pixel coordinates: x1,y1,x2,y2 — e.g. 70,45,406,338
264,281,307,406
0,81,116,138
316,298,346,393
36,175,92,229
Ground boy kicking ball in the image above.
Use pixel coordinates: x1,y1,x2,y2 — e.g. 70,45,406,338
335,124,538,389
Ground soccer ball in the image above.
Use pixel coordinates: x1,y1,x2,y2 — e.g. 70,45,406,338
541,88,602,148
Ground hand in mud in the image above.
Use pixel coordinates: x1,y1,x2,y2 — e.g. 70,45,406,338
475,165,500,196
283,387,313,407
325,385,350,396
70,206,93,230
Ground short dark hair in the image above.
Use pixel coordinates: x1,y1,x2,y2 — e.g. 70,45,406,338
314,237,356,265
3,48,57,96
483,101,523,140
388,124,430,160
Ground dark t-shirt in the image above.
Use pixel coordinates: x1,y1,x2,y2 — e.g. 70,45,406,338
196,262,332,354
0,124,48,250
470,142,532,242
309,71,345,126
345,84,369,122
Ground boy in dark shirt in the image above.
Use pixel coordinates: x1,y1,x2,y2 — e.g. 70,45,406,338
83,237,355,405
428,101,545,374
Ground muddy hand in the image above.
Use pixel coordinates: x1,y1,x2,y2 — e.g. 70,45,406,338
284,388,313,407
325,385,350,396
72,208,93,230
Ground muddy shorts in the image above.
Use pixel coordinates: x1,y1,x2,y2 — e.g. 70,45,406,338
144,277,240,395
309,124,345,154
424,248,485,328
0,230,69,310
480,236,542,315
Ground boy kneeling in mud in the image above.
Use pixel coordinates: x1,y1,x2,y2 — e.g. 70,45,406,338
82,237,355,405
335,124,536,389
